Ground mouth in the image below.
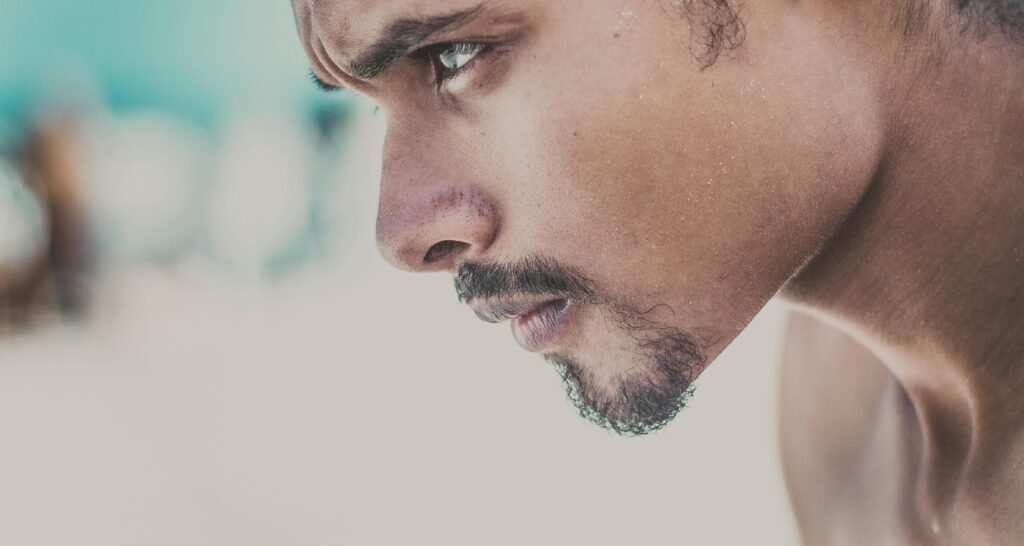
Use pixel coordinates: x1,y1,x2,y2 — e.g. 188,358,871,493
469,296,572,353
511,298,570,352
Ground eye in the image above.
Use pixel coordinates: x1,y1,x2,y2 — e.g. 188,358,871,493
428,42,486,81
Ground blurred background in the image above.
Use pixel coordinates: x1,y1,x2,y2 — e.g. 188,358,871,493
0,1,798,544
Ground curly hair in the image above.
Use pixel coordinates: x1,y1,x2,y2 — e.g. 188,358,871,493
670,0,747,69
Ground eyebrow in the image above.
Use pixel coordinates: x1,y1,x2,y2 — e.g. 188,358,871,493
308,3,483,92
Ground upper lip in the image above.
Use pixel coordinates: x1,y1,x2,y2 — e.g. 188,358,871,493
467,295,565,324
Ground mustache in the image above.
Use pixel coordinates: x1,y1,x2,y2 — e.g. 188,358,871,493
454,255,595,302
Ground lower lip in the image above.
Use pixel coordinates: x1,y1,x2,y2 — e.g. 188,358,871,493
511,299,570,352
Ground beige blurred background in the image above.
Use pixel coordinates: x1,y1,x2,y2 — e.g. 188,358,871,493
0,1,799,544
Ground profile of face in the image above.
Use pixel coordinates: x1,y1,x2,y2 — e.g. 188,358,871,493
293,0,883,434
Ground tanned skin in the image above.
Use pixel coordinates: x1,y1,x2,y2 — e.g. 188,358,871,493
290,1,1024,543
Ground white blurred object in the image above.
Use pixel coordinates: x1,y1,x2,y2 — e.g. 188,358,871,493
78,113,209,263
207,117,315,276
0,160,48,277
317,102,386,264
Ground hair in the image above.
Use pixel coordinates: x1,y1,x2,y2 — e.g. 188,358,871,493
893,0,1024,40
454,254,714,436
680,0,1024,69
946,0,1024,37
671,0,747,69
548,303,709,437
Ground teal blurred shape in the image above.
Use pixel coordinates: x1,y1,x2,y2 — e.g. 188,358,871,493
0,0,322,124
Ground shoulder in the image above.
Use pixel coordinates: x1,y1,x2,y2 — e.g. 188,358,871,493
778,310,898,544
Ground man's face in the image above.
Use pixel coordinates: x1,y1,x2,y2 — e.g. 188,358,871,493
293,0,881,434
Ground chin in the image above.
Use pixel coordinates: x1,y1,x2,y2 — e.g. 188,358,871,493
544,312,711,436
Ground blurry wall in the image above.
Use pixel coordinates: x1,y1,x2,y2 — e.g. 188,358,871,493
0,0,314,123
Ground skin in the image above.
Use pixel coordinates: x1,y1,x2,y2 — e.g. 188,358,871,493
291,0,1024,543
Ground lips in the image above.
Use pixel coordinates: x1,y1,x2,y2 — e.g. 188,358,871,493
468,296,572,352
511,299,570,352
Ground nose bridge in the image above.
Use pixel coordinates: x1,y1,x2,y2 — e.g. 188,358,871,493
375,115,500,272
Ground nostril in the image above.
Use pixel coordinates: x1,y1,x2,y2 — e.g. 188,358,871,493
423,240,469,266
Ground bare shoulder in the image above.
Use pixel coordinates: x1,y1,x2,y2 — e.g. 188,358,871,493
778,311,902,544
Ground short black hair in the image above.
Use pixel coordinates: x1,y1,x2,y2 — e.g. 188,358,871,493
950,0,1024,39
685,0,1024,70
890,0,1024,40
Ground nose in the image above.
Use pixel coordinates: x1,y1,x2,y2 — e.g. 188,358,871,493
375,130,500,273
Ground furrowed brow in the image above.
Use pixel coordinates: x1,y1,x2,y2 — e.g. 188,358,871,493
348,4,483,79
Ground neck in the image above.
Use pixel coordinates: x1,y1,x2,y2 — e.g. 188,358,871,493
782,2,1024,513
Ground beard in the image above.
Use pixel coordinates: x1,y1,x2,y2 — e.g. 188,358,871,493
455,256,710,436
547,306,706,437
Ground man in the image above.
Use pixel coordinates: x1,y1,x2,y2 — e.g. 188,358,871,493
290,0,1024,543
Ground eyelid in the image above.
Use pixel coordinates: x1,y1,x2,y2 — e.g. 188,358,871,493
410,30,525,98
414,41,492,91
308,70,342,93
437,43,487,77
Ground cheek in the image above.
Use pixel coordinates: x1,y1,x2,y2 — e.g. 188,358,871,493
521,83,772,307
471,7,881,337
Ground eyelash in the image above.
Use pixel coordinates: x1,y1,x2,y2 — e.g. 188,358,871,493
309,70,341,93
